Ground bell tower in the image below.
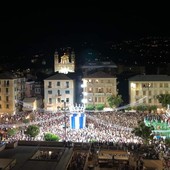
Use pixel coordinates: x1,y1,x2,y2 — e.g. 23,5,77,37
54,51,59,72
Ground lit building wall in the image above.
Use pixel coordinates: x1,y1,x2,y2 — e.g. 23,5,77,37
44,74,75,111
129,75,170,107
81,72,117,107
0,74,25,114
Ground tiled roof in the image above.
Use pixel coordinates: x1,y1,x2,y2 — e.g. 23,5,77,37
83,71,115,78
129,75,170,81
0,72,17,79
44,73,74,80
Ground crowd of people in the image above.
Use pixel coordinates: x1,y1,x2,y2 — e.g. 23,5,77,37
1,110,170,169
0,110,144,144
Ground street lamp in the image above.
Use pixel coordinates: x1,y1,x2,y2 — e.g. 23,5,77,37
63,101,67,142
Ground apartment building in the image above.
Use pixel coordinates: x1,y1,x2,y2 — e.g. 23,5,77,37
81,71,117,107
0,72,25,114
44,73,75,111
129,75,170,107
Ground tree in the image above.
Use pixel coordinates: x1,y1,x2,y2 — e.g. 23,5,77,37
7,128,18,137
107,95,123,108
136,105,148,112
44,133,60,141
156,94,170,107
24,125,40,138
85,104,95,110
132,121,154,144
95,104,105,110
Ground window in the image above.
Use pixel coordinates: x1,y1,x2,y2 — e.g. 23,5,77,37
6,104,9,109
48,82,52,88
6,96,8,102
88,79,92,83
98,88,103,93
88,88,92,92
48,90,52,94
149,99,152,103
149,91,151,96
136,91,139,95
95,79,99,83
6,88,8,93
164,83,168,88
65,90,70,94
143,91,146,95
0,104,1,109
57,82,60,86
0,96,1,100
160,83,163,88
66,98,69,103
0,88,1,93
66,81,69,88
88,98,92,102
57,90,61,96
49,98,52,104
57,98,61,103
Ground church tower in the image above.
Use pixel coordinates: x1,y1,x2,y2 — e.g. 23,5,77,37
54,51,59,72
54,49,75,74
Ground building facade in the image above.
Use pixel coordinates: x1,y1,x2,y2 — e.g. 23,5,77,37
44,73,75,111
129,75,170,107
54,51,75,74
81,71,117,107
0,72,25,114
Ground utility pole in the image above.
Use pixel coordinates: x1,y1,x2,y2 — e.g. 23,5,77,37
64,101,67,141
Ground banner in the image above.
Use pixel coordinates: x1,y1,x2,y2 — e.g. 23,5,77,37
70,113,86,129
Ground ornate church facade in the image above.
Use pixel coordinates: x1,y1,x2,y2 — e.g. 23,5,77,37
54,50,75,74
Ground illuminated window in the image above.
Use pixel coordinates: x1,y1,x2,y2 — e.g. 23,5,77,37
88,79,92,83
89,88,92,92
88,98,92,102
95,79,99,83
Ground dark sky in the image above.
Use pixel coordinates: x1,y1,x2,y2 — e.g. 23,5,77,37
0,5,170,56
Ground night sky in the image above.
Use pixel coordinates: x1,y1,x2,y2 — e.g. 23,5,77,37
0,5,170,57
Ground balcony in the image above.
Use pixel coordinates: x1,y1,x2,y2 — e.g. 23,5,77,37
48,86,52,88
94,93,105,96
